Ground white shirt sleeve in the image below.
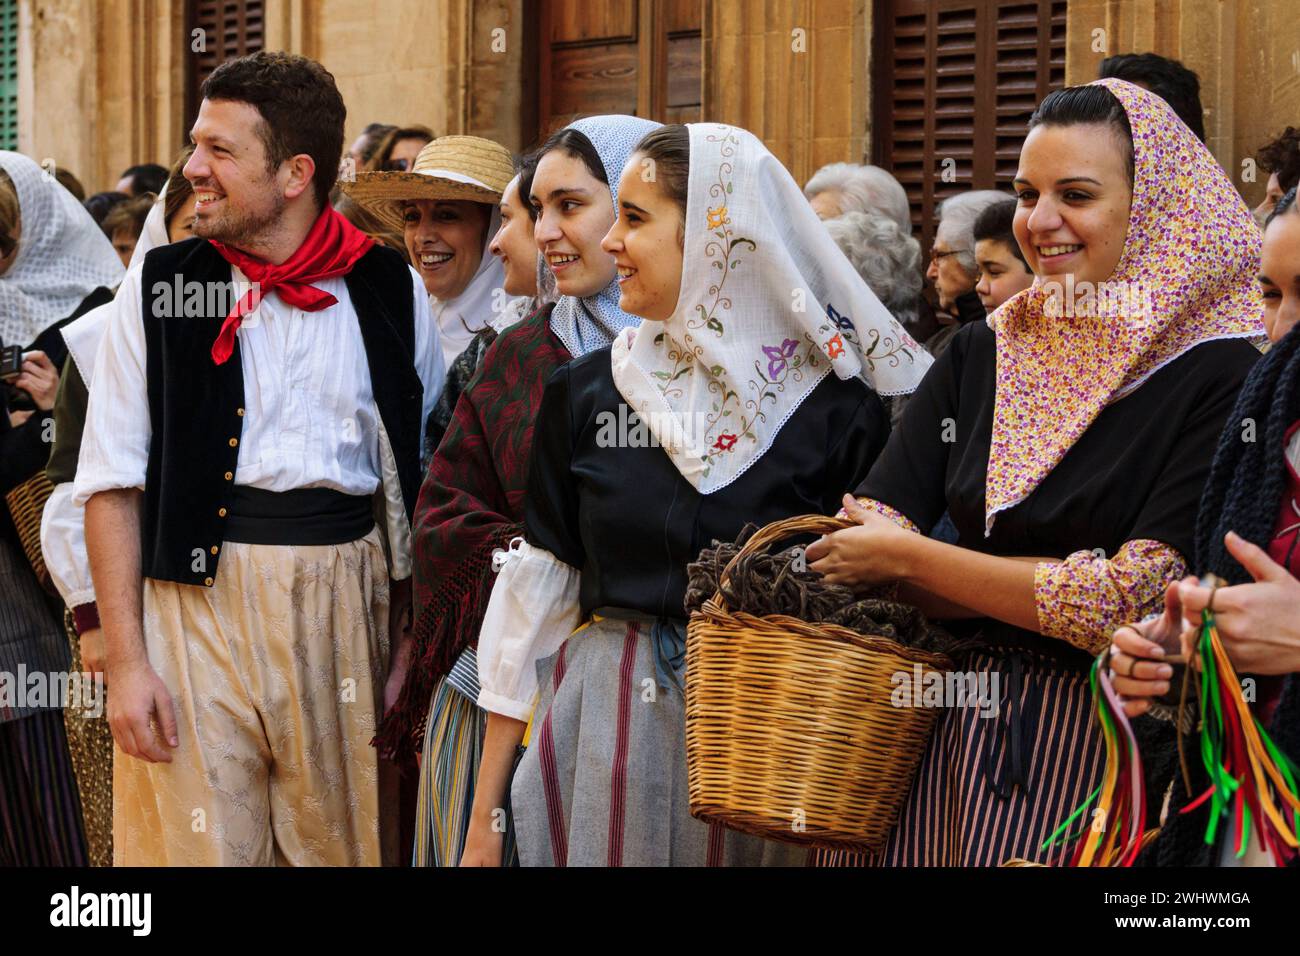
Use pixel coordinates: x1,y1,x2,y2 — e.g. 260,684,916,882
72,267,150,506
409,268,444,454
40,483,95,608
476,540,582,721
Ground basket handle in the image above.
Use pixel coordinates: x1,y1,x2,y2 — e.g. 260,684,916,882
713,513,857,611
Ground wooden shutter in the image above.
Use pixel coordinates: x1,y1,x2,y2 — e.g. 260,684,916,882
0,0,17,151
186,0,266,126
872,0,1067,253
533,0,701,142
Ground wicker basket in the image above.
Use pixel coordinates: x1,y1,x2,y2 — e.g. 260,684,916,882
4,469,55,593
685,514,952,853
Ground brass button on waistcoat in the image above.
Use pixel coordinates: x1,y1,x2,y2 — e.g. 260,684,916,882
229,437,238,447
218,507,227,517
204,576,214,586
210,545,219,555
224,471,233,481
236,407,245,417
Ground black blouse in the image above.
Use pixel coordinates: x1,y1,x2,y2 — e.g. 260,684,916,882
524,349,890,621
857,321,1260,658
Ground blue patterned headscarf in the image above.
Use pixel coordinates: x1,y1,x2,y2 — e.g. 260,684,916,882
546,114,661,358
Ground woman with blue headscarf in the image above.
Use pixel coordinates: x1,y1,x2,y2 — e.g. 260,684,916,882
385,115,659,866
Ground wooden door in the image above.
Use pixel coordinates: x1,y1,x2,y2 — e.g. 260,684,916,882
533,0,702,143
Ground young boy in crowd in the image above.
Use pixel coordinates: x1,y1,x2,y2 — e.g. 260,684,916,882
972,198,1034,312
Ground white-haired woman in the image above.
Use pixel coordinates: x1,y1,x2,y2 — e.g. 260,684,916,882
805,162,912,233
824,210,923,332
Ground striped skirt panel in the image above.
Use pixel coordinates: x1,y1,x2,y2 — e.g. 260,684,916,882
0,709,88,866
413,672,518,866
818,650,1105,867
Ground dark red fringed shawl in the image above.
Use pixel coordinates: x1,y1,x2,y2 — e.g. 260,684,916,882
374,303,570,768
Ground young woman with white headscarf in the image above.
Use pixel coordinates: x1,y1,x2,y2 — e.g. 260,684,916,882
463,123,929,866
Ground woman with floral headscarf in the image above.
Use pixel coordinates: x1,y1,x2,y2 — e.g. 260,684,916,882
465,123,928,866
807,79,1265,865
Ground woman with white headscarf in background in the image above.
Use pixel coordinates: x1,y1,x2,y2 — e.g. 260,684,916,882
0,150,123,866
37,146,196,867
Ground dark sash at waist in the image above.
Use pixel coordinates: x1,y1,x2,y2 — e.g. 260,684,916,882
224,486,374,547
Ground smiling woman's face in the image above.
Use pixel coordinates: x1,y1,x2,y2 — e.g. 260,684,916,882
1012,123,1133,289
402,198,490,300
1258,207,1300,343
601,153,684,321
530,149,617,299
488,176,538,298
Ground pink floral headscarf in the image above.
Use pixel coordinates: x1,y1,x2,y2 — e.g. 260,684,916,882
982,78,1265,535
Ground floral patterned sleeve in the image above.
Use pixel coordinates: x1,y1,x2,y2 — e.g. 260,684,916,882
845,496,921,535
1035,539,1187,654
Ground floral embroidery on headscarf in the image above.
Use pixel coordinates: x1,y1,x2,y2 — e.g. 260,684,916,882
982,78,1266,535
611,123,931,493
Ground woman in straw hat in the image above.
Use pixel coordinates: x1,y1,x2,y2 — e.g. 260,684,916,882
343,135,519,370
373,115,659,866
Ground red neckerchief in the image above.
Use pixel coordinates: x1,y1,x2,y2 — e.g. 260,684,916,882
207,206,375,364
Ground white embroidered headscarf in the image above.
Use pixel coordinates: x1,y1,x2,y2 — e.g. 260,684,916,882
611,124,932,494
0,151,124,347
547,114,661,358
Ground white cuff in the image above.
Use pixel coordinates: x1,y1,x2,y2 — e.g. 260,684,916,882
475,540,581,719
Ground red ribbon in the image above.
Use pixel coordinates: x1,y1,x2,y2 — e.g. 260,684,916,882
207,207,375,365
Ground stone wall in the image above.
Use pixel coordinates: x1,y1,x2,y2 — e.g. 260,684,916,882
16,0,1300,200
1066,0,1300,208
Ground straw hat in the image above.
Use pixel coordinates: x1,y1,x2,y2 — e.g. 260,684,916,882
339,135,515,226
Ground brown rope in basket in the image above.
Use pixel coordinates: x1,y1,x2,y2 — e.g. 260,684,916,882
684,514,957,852
686,521,969,658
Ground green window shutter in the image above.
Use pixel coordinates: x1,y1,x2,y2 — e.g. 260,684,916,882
0,0,19,151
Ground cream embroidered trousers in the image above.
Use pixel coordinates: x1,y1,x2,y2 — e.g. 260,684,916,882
112,529,393,866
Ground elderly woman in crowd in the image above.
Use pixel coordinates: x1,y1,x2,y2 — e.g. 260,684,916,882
825,210,923,334
804,161,913,234
925,190,1008,358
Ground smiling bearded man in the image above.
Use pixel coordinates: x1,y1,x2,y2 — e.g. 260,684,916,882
74,51,443,866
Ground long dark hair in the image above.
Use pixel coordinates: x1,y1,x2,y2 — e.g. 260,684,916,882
162,145,196,233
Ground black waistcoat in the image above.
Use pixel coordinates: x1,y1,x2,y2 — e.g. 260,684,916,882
139,237,423,586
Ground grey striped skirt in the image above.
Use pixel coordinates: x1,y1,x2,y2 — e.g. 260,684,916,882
511,617,810,867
